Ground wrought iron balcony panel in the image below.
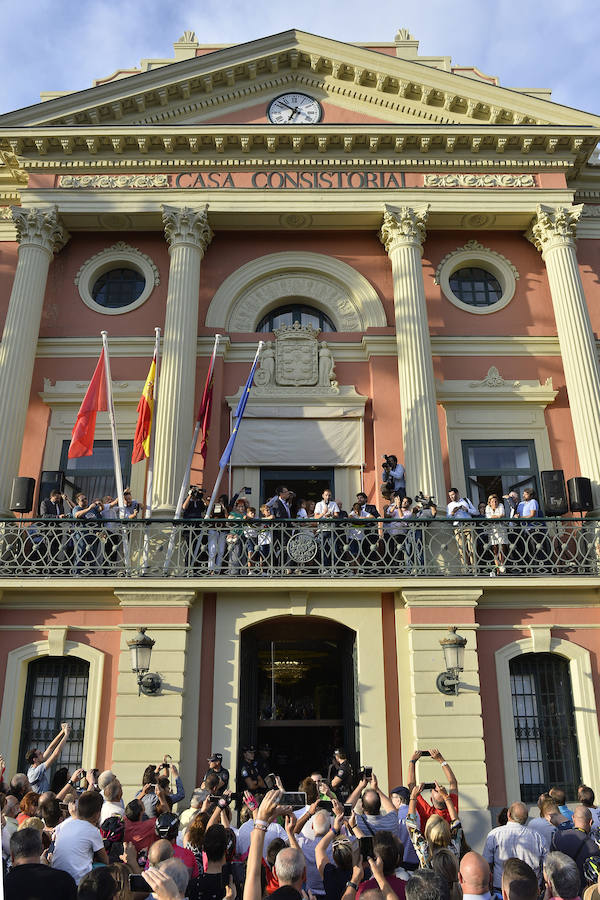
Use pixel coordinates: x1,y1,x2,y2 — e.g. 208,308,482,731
0,517,598,579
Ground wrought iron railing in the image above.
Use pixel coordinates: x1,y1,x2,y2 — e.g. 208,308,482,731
0,516,598,578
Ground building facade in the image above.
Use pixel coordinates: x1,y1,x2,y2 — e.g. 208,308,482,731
1,28,600,844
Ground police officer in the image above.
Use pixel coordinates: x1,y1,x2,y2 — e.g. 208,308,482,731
237,745,265,793
202,752,230,794
327,748,353,802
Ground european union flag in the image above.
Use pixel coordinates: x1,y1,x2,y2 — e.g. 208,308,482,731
219,344,262,468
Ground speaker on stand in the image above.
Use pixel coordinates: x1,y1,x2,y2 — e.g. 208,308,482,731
567,476,593,515
9,477,35,514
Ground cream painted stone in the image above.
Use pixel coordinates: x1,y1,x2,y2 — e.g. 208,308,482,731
116,670,186,694
0,206,69,515
210,590,390,792
412,691,483,716
153,205,213,512
415,715,484,739
528,204,600,508
380,204,446,500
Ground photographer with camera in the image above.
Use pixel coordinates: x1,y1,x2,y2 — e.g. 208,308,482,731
381,455,406,500
182,486,207,570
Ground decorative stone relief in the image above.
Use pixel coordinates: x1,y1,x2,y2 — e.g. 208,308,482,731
379,204,429,253
581,206,600,217
161,204,213,254
526,204,583,254
252,323,338,394
424,173,535,188
434,240,519,285
60,174,169,189
228,274,362,332
11,205,69,254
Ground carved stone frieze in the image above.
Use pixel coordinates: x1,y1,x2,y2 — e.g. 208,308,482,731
11,205,69,254
526,204,583,255
424,173,535,188
228,273,362,332
379,203,429,254
252,323,339,394
60,174,169,188
161,204,213,254
581,206,600,218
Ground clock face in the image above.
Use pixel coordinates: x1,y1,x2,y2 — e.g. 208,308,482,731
267,93,323,125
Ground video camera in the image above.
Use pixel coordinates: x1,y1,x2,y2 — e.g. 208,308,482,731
188,486,204,499
413,491,437,517
381,454,396,469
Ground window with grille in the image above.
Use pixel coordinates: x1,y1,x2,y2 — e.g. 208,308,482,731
510,653,581,803
92,267,146,309
18,657,89,778
257,304,336,333
449,266,503,307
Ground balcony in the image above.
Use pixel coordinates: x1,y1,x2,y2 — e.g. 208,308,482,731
0,516,598,578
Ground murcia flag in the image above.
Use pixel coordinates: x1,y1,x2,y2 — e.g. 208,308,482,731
68,350,108,458
132,354,156,463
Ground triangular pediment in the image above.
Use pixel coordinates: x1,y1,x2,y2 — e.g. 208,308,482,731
1,29,599,131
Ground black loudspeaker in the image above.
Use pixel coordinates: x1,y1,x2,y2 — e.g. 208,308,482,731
568,476,594,513
9,476,35,513
540,470,568,516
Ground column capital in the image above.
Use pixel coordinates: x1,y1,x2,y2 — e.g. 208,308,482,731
11,205,69,256
526,203,583,256
161,203,213,255
379,203,429,255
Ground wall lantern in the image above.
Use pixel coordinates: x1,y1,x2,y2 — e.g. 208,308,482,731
436,626,467,695
127,626,162,695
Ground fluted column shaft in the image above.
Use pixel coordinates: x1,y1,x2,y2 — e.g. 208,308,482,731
380,204,446,501
153,205,213,513
528,204,600,508
0,206,69,514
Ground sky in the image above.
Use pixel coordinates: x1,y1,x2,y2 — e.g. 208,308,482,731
0,0,599,117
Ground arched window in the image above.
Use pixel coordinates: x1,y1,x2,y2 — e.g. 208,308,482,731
257,304,336,333
18,657,89,776
510,653,581,802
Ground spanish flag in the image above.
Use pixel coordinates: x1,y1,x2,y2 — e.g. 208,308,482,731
132,354,156,463
68,350,108,458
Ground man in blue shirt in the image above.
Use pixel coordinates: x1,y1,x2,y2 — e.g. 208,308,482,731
25,722,70,793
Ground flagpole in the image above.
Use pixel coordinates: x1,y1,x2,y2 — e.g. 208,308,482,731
101,330,130,571
145,327,161,518
205,340,263,518
163,334,221,574
174,333,221,520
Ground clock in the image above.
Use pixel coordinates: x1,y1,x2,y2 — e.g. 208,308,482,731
267,92,323,125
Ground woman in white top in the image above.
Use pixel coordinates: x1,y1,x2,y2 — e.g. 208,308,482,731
485,493,508,574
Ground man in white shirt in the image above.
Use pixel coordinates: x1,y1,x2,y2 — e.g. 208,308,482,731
297,810,332,895
447,488,477,568
314,489,339,570
483,801,546,894
100,778,125,823
52,790,108,884
458,851,492,900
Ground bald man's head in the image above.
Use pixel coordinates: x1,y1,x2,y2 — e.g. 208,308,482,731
572,805,592,832
459,852,491,895
148,839,174,867
508,802,528,825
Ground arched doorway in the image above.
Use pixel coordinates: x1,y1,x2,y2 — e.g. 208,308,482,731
239,617,358,788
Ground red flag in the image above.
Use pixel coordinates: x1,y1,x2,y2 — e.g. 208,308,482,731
68,350,108,458
132,354,156,464
197,358,215,460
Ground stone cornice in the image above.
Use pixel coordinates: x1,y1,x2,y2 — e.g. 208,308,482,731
1,30,598,132
1,125,597,176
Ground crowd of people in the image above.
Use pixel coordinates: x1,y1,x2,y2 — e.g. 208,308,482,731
3,726,600,900
16,473,581,578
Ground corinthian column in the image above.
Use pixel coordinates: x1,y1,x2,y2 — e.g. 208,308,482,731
0,206,69,514
380,204,446,501
153,205,213,513
528,203,600,508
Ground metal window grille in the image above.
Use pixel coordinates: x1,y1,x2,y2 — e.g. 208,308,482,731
510,653,581,803
449,266,502,307
257,304,336,333
18,657,89,777
92,267,145,308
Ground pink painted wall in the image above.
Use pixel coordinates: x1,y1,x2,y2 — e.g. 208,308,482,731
578,239,600,336
200,100,391,125
0,608,122,769
476,608,600,806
